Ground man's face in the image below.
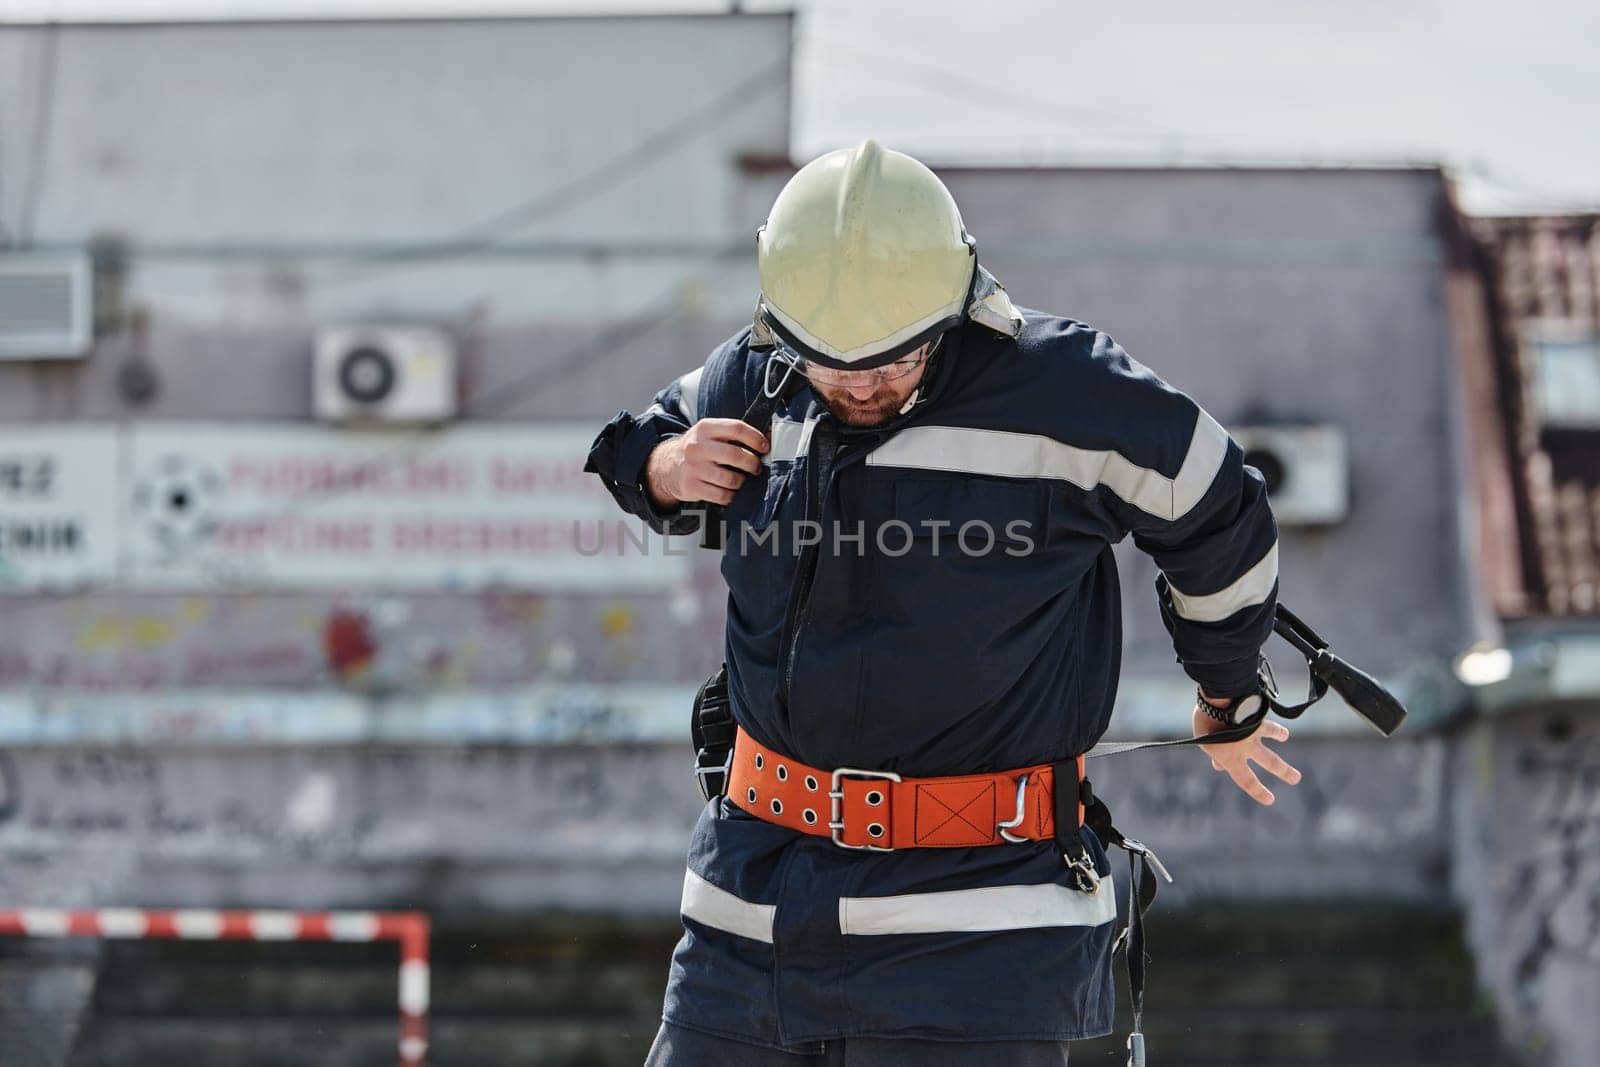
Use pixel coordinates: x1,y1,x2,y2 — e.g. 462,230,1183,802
805,342,933,429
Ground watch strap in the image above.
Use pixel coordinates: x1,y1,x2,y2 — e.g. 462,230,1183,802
1196,688,1264,727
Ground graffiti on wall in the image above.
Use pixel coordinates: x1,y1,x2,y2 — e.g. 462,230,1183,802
0,586,717,690
1092,735,1449,900
0,750,18,826
0,745,700,877
1499,723,1600,1017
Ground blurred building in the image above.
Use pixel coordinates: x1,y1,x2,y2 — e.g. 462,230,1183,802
0,11,790,915
0,10,1594,1067
1446,214,1600,1063
0,12,792,1065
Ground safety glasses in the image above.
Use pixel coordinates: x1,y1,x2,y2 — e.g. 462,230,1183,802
781,336,941,389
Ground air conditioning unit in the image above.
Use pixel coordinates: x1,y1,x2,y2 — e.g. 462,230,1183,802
1231,423,1348,526
0,252,92,360
314,325,457,423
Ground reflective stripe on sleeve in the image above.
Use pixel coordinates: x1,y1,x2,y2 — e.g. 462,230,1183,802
1165,541,1280,623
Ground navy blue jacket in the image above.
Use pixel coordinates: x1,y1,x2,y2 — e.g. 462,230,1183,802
590,307,1278,1048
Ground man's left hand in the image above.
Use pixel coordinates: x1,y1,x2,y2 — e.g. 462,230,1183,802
1194,694,1302,806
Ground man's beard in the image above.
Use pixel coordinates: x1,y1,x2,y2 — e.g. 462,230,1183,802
817,388,911,428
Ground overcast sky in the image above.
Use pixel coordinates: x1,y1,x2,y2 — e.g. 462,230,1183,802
3,0,1596,215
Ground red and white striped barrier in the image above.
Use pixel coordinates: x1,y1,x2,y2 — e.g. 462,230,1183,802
0,907,430,1067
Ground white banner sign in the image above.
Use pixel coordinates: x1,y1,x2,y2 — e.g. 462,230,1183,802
0,422,686,591
124,423,687,590
0,425,120,590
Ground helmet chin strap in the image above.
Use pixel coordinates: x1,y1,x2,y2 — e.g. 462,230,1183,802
897,336,947,414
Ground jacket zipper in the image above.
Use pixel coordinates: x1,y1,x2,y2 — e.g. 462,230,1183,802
773,339,946,708
779,417,841,705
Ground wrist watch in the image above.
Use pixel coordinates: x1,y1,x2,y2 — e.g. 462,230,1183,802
1196,687,1264,727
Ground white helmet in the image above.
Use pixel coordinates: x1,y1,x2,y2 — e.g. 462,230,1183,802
755,139,990,370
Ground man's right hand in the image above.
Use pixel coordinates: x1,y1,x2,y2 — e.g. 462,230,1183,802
1194,692,1301,806
645,419,770,508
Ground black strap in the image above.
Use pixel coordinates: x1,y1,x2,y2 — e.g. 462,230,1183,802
1119,846,1158,1066
699,356,809,550
1080,793,1161,1067
1050,758,1100,891
1087,636,1317,760
690,665,735,801
1088,602,1409,761
1085,703,1270,759
1274,604,1407,735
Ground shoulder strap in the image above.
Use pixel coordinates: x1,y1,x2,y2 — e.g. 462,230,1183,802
698,356,808,550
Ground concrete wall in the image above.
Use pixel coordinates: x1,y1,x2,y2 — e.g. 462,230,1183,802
0,734,1450,918
1450,701,1600,1066
940,166,1479,685
0,16,791,327
0,742,701,917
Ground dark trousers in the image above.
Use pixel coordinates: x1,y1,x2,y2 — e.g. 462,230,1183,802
644,1022,1070,1066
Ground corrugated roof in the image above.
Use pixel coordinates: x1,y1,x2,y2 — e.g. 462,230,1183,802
1476,215,1600,616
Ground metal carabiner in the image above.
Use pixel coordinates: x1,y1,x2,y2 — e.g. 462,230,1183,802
762,352,801,401
1064,853,1101,894
1118,835,1174,884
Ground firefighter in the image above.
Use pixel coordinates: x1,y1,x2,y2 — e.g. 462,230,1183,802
586,139,1298,1066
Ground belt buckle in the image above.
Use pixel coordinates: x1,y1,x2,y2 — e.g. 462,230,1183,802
828,767,902,852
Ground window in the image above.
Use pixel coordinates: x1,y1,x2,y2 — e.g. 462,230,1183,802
1532,335,1600,428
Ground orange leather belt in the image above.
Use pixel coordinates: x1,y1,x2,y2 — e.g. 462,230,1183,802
728,726,1083,851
